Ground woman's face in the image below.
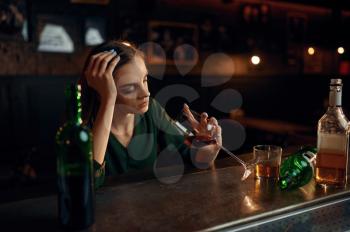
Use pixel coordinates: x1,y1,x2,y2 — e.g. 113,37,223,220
114,55,150,114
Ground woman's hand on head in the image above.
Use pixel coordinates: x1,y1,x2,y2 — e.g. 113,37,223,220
84,50,120,103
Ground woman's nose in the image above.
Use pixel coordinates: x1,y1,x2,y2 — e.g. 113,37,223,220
139,85,150,99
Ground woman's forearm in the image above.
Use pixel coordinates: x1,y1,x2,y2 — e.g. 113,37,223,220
92,98,116,164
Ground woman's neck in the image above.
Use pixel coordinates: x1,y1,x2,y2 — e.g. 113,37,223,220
111,110,135,135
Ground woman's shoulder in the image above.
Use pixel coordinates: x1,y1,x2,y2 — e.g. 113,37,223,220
146,97,168,121
148,97,163,113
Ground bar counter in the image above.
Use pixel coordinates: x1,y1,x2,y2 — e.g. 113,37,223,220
1,151,350,231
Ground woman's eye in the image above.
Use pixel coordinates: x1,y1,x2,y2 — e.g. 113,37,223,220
121,86,136,94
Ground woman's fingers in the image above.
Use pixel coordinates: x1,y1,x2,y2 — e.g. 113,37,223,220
98,51,118,76
106,55,120,76
85,51,118,86
209,117,222,145
85,50,114,77
215,125,222,145
88,52,109,77
200,112,208,132
85,53,99,76
208,117,216,135
92,51,114,77
183,104,222,143
85,52,104,86
183,104,200,129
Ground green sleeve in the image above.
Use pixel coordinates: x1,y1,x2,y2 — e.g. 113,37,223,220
149,99,193,164
93,159,106,190
86,120,106,189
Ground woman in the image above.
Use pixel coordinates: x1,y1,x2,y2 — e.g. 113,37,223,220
80,40,222,188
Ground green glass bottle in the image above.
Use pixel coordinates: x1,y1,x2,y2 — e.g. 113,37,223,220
56,83,94,229
279,146,317,190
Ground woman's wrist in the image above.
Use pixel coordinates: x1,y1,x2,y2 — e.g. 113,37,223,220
195,144,219,164
100,94,117,106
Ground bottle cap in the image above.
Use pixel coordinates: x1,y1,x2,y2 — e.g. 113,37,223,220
330,79,342,86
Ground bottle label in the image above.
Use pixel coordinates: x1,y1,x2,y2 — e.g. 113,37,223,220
318,133,347,153
329,89,342,106
317,134,348,169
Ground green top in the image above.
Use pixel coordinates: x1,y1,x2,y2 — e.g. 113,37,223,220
93,98,192,188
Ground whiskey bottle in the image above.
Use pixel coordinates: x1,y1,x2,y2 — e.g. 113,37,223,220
316,79,349,187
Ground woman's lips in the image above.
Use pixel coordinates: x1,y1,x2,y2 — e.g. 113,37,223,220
138,100,149,108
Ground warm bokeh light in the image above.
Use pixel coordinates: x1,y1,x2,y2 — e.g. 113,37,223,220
307,47,315,55
338,47,345,54
251,55,260,65
121,41,131,47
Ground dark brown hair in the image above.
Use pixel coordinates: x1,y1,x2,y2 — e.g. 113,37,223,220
79,40,144,126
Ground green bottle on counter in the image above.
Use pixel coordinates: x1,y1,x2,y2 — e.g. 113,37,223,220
279,146,317,190
55,83,94,229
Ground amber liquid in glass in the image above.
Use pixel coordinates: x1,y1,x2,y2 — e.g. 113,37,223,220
315,149,347,186
254,163,280,179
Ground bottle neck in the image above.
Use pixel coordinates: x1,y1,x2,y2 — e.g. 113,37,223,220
328,85,342,107
66,84,82,125
302,150,316,166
